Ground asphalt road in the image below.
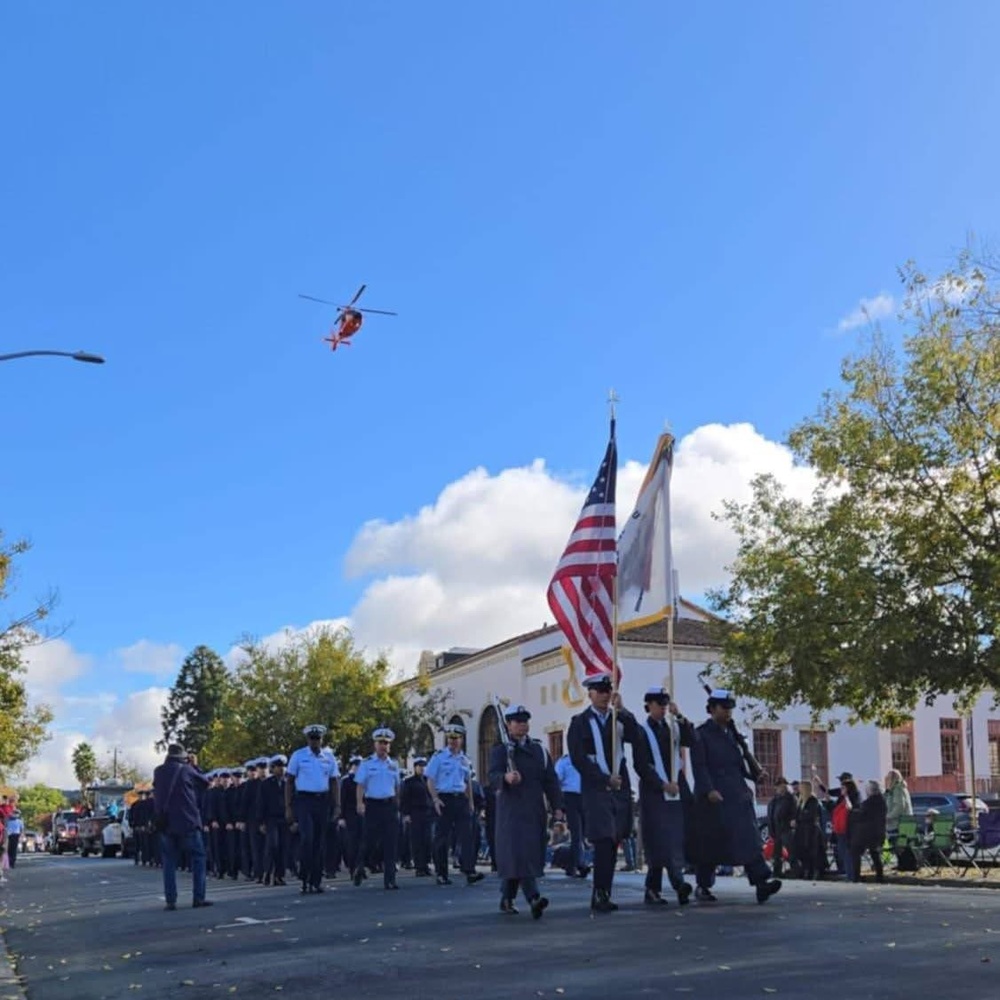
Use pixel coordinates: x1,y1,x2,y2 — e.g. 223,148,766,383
1,854,999,1000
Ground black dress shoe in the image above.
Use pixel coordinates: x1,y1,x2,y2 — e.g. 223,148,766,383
301,882,310,894
353,871,363,887
756,879,781,904
643,889,668,906
530,895,549,920
499,899,519,915
676,882,693,906
312,884,325,893
385,882,399,890
591,890,618,912
274,877,287,886
695,886,717,902
164,902,177,911
466,872,485,885
193,899,214,908
436,875,452,886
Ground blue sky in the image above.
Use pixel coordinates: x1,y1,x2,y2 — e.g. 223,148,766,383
3,2,1000,781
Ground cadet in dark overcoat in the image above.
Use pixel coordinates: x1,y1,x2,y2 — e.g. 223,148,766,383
689,688,781,904
632,686,695,906
567,673,638,912
488,704,563,918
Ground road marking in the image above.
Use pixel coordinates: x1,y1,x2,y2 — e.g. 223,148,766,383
215,916,295,928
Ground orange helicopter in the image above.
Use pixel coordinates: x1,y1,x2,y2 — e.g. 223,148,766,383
298,284,398,351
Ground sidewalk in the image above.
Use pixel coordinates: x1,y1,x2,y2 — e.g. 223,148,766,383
0,927,27,1000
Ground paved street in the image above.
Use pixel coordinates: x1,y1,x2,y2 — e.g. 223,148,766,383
1,854,999,1000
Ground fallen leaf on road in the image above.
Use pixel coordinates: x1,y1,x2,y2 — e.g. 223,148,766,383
981,957,991,963
885,943,896,949
718,965,731,971
763,989,778,994
181,981,195,986
359,938,369,944
440,948,452,952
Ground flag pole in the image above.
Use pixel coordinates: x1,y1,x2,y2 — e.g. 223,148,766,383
609,388,620,772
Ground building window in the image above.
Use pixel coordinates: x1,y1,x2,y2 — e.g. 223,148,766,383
939,717,963,776
477,707,500,783
548,730,564,760
752,729,782,800
540,686,547,705
415,723,435,758
890,722,915,779
988,720,1000,778
799,730,829,788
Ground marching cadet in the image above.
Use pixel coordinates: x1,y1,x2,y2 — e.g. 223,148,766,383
567,674,638,913
223,767,244,878
401,756,434,876
257,754,289,885
690,688,782,904
237,760,260,880
286,723,341,894
489,704,564,918
249,758,269,882
425,722,485,886
209,770,230,878
632,686,695,906
353,727,402,890
338,756,363,878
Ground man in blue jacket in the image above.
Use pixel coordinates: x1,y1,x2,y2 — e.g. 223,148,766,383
152,743,212,911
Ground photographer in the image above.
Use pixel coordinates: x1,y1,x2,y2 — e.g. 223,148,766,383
152,744,212,911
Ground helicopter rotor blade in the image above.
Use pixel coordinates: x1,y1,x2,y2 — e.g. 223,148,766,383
298,294,340,306
349,283,367,306
357,307,398,316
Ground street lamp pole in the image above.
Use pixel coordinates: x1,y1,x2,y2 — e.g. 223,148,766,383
0,349,105,364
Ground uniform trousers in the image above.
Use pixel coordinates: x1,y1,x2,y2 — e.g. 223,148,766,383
433,794,475,876
225,827,240,876
358,799,398,887
293,792,329,888
263,819,288,879
642,799,687,894
697,855,771,889
562,792,585,873
408,813,433,872
501,876,540,905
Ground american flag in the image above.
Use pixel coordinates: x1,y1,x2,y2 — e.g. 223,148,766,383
546,420,618,680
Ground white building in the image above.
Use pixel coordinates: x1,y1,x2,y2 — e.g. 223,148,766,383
405,600,1000,802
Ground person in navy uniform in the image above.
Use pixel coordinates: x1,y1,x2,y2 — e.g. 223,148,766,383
567,673,638,912
256,755,289,886
285,723,341,894
352,727,403,890
223,767,243,878
489,704,564,918
689,689,781,904
338,756,363,878
401,756,434,877
632,686,695,906
425,723,485,886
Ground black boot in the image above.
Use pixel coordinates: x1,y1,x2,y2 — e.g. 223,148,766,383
643,888,668,906
755,879,782,904
499,898,519,915
530,895,549,920
591,889,618,913
676,882,693,906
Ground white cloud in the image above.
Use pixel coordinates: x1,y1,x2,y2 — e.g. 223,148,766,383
21,637,92,700
116,639,185,679
343,422,818,675
837,291,896,332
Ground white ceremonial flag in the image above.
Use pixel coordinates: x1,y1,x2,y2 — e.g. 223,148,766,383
617,432,676,629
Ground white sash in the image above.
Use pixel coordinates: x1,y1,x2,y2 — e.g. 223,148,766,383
643,717,683,802
588,713,624,777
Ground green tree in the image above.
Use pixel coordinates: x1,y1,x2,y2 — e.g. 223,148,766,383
710,250,1000,725
200,627,452,766
159,645,229,754
71,742,97,796
14,783,67,827
0,532,54,778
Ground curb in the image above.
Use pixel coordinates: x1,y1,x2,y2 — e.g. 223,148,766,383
885,875,1000,890
0,925,27,1000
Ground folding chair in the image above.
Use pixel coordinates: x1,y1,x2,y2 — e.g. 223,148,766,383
962,811,1000,878
893,816,920,871
927,816,959,875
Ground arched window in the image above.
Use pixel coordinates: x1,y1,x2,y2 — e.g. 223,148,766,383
415,723,435,758
478,706,501,783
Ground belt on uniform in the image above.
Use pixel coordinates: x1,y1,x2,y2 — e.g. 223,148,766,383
296,791,329,796
439,792,466,798
365,797,396,803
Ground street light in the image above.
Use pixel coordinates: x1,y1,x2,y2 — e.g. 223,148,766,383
0,349,106,364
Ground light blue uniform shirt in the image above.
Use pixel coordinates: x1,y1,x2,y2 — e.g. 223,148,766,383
555,754,581,794
355,755,401,800
425,748,471,793
287,745,340,792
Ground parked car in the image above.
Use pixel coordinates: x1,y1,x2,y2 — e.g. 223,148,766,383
20,830,40,853
908,792,989,837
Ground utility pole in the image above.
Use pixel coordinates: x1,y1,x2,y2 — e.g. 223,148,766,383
113,747,118,782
